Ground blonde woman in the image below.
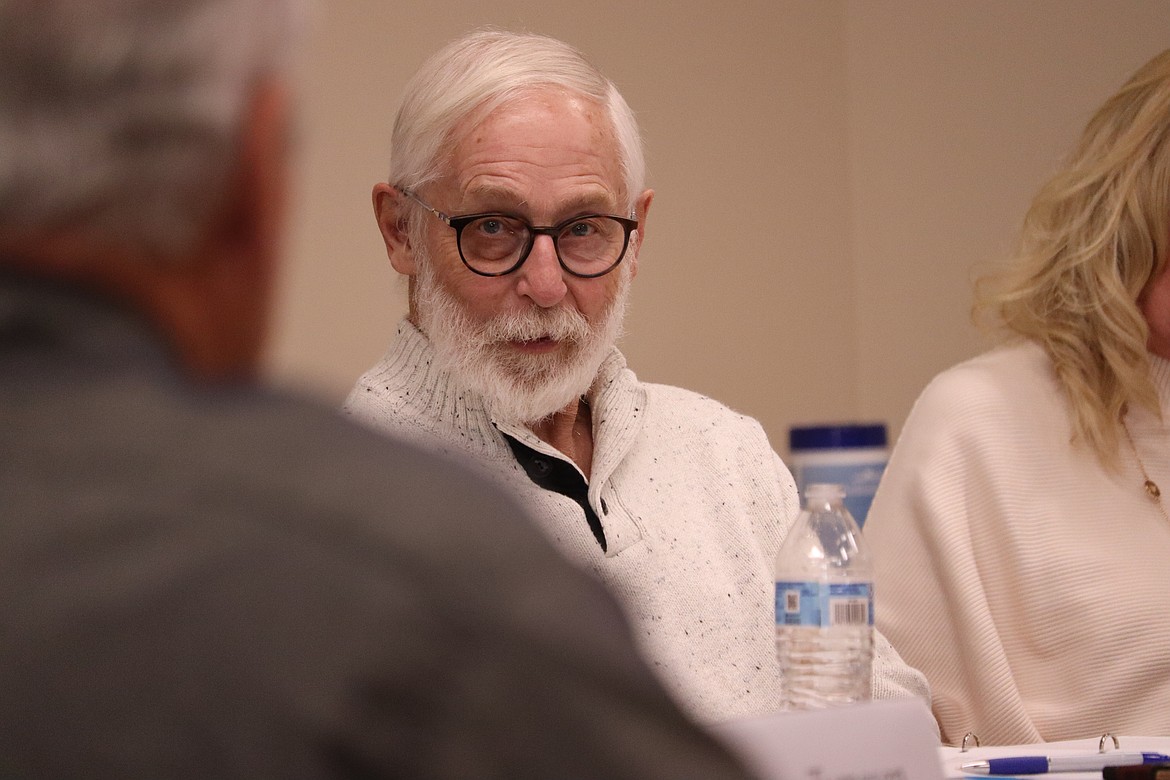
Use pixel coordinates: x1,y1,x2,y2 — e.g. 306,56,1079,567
865,49,1170,745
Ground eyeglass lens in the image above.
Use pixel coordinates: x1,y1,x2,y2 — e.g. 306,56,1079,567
460,215,628,276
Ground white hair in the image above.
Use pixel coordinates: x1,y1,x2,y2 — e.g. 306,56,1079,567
0,0,306,259
389,29,646,215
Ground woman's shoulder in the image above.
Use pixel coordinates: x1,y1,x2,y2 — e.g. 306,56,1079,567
921,341,1056,412
897,341,1064,455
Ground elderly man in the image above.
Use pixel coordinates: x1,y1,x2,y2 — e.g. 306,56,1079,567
344,29,930,724
0,2,759,777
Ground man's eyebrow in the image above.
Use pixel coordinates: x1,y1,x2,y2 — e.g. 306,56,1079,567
460,186,526,210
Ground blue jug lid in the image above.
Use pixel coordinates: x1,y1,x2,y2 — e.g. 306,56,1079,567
788,423,887,451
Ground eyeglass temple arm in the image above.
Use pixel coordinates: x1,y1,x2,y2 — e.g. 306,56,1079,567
395,185,453,227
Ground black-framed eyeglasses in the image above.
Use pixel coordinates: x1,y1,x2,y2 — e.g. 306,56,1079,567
398,186,638,278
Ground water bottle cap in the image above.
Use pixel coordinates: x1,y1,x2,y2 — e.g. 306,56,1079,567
804,483,846,501
789,423,887,451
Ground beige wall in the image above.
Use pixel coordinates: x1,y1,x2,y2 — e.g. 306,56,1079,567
267,1,1170,456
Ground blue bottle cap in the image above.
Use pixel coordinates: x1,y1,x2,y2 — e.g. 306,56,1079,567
788,423,887,451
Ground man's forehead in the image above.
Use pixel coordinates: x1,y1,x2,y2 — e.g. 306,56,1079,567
449,90,619,157
457,183,619,214
438,91,626,213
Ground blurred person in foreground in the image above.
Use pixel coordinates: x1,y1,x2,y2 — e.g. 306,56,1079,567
864,49,1170,745
343,28,929,724
0,2,760,777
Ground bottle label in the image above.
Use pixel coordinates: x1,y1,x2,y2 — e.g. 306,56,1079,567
775,581,874,627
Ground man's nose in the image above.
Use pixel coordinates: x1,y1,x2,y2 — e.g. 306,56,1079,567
514,234,568,308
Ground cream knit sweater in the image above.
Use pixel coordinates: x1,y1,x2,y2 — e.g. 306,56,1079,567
866,341,1170,745
344,321,931,724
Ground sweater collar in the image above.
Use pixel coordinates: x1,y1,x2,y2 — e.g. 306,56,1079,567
1149,352,1170,412
0,270,175,375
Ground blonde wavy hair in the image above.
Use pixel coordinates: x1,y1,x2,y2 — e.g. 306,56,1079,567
975,48,1170,469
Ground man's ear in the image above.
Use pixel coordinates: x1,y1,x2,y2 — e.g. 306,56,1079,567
628,188,654,279
373,183,417,276
166,74,289,379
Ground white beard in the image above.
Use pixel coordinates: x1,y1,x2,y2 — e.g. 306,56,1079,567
414,253,632,426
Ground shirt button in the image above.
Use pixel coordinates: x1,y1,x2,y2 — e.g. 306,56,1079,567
532,458,551,477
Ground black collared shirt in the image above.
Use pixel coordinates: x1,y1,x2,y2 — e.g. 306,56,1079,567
502,433,608,552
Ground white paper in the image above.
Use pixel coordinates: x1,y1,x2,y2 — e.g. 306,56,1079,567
713,698,945,780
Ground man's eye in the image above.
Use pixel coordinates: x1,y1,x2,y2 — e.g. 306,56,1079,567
472,216,523,237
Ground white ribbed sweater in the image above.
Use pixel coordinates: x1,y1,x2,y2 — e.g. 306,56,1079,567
866,341,1170,745
343,321,931,724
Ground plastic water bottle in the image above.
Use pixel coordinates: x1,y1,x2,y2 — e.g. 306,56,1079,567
774,483,873,709
788,423,889,527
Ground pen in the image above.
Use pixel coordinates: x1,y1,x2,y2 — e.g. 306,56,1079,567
962,752,1170,775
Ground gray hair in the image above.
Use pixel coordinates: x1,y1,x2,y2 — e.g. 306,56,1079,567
389,29,646,215
0,0,305,259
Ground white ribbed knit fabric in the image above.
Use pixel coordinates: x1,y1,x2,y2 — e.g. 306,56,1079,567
343,320,931,725
866,340,1170,745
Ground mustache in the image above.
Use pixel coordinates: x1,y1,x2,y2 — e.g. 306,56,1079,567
478,306,593,344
